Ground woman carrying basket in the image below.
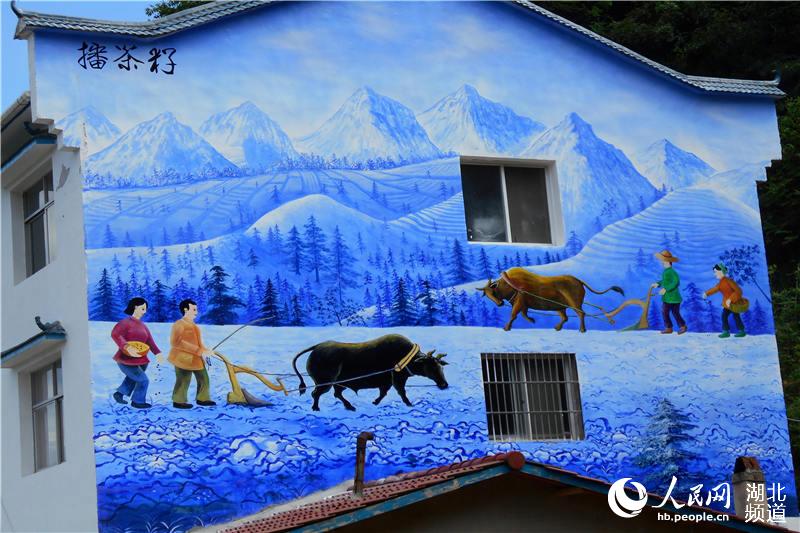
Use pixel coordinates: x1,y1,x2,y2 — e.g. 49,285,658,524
702,263,748,338
110,297,162,408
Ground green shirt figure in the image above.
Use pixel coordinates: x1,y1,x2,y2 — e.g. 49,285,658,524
650,250,687,334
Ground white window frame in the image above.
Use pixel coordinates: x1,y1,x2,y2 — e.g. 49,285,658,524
481,352,584,442
30,359,65,472
459,156,565,246
22,171,55,277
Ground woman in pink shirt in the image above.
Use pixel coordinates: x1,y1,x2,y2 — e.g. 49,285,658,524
110,297,161,409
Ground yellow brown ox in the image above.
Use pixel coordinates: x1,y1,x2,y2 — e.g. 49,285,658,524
476,267,624,332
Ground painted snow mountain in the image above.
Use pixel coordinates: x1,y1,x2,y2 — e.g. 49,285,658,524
296,86,442,163
56,106,121,155
418,84,546,155
199,101,298,169
633,139,716,190
85,112,238,186
699,161,767,211
522,112,656,239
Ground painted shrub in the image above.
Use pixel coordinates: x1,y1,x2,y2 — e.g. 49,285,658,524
31,2,792,531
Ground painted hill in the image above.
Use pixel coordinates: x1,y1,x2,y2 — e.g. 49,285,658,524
199,101,297,169
521,112,656,240
246,194,383,238
296,86,442,163
699,162,767,211
418,84,545,155
390,192,467,237
56,106,120,154
633,139,716,190
85,112,238,185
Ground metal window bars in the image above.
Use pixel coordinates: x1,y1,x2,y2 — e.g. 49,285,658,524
481,353,584,442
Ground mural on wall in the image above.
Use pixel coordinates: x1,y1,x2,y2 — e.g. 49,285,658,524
31,2,793,531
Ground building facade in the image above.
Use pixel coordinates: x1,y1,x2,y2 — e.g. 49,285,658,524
1,2,793,532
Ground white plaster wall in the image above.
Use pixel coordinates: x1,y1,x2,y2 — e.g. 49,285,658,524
1,145,98,532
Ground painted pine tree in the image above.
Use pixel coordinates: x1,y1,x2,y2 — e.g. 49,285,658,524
330,226,356,305
289,295,304,327
417,279,438,326
566,231,583,256
633,398,701,495
286,225,304,275
103,224,117,248
91,268,116,320
390,277,416,326
203,265,243,325
749,299,769,334
450,239,471,285
374,293,386,327
149,280,170,322
260,278,280,326
160,249,173,281
683,282,706,331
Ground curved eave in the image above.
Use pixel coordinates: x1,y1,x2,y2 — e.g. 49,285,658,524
13,0,268,40
512,1,784,98
12,0,785,98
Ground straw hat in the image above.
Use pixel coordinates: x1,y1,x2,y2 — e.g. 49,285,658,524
654,250,679,263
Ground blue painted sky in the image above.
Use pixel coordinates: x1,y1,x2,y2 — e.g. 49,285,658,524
23,1,781,170
1,1,150,109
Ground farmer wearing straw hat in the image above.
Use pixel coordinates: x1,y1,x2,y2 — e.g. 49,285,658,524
650,250,687,335
702,263,747,338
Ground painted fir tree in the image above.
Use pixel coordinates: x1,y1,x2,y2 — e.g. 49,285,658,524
330,226,356,305
683,282,705,331
417,279,439,326
633,398,701,494
286,225,304,276
260,278,280,326
91,268,116,320
390,277,416,326
449,239,471,285
203,265,243,325
149,280,170,322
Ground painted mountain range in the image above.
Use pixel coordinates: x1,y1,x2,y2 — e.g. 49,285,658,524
56,106,121,155
85,112,238,185
418,84,546,155
633,139,716,190
199,101,298,170
295,86,442,163
522,112,657,239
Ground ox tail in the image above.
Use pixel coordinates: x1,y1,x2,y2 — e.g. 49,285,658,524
292,345,317,395
579,279,625,297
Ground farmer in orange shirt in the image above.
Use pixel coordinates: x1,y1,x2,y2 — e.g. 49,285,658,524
169,299,217,409
702,263,747,338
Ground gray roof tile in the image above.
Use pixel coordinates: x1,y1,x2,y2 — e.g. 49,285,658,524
12,0,784,98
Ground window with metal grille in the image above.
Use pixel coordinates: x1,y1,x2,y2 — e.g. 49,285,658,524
481,353,584,441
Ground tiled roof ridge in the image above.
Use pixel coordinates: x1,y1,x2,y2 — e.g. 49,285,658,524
512,0,783,97
221,453,522,533
12,0,267,39
12,1,785,97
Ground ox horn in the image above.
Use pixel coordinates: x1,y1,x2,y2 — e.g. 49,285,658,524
424,349,436,357
435,353,447,360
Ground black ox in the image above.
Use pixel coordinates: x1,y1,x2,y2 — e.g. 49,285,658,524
292,334,449,411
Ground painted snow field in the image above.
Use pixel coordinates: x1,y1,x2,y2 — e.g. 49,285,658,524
89,323,796,532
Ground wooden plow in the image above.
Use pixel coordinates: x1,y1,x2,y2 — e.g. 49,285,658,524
605,289,657,331
213,350,288,407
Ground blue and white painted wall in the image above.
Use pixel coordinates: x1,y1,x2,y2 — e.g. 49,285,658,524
28,2,791,531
